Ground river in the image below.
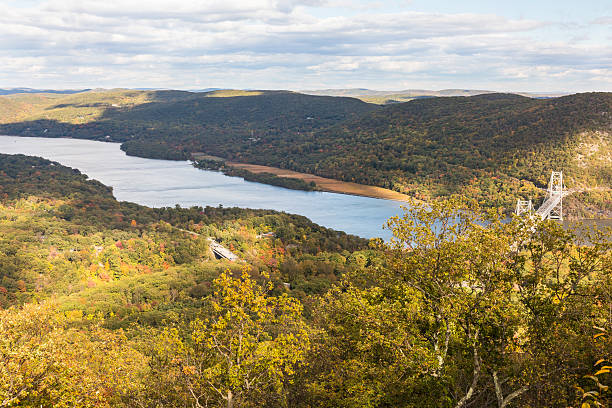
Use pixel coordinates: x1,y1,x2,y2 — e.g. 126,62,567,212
0,135,406,239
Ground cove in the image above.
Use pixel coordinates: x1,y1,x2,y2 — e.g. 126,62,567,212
0,135,405,239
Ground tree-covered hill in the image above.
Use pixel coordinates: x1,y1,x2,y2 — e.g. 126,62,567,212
0,153,610,407
0,153,369,309
0,88,379,159
145,92,607,216
219,92,611,215
0,90,610,216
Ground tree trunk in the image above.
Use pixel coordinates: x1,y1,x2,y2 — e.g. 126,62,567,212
227,390,233,408
455,340,481,408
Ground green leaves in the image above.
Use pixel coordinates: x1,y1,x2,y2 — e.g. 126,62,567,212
313,197,611,407
175,267,310,407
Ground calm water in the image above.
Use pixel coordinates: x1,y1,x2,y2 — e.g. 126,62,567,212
0,135,406,239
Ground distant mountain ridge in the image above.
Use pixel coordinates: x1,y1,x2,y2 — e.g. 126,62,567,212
301,88,493,97
0,87,567,101
301,88,570,104
0,88,90,95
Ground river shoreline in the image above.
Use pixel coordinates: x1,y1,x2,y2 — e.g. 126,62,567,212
228,162,414,202
0,135,410,239
0,136,608,222
191,153,414,203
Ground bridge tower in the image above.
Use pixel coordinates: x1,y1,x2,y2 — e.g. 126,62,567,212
515,199,533,216
545,171,564,220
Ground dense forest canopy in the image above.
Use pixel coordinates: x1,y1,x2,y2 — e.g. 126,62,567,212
0,154,609,407
0,90,610,216
0,153,369,307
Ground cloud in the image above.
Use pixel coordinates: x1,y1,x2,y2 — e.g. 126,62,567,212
0,1,609,91
592,16,612,25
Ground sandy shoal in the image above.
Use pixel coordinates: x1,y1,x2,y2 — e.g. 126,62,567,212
226,161,412,203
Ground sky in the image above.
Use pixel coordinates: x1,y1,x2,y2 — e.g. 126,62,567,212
1,0,610,92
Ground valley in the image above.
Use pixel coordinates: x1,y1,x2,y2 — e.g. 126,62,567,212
0,135,406,239
0,88,609,408
3,1,611,406
0,89,609,408
0,89,609,218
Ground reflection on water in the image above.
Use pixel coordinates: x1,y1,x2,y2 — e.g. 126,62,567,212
563,219,612,242
563,219,612,230
0,135,406,239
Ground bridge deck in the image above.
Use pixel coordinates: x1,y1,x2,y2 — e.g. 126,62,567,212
535,194,563,219
208,238,239,261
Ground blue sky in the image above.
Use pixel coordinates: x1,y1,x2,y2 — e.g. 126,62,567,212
0,0,610,92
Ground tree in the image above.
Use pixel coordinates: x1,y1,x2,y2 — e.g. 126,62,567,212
309,198,611,407
0,302,147,407
577,326,611,408
170,268,310,408
308,198,521,406
510,220,611,406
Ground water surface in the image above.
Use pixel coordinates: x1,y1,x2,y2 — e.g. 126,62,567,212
0,135,405,239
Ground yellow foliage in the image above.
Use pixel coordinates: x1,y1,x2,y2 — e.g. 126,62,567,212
0,301,148,407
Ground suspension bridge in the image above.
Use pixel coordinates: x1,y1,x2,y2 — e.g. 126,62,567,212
515,171,567,220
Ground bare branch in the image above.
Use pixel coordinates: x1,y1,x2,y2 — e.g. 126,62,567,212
493,371,529,408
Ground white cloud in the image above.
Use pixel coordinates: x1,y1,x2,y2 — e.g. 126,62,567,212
0,1,609,91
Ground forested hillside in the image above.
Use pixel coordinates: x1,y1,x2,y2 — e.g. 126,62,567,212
0,89,378,160
0,153,368,309
0,154,610,407
0,90,610,216
213,92,611,215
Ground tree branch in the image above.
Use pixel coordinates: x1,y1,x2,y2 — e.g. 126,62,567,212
493,371,528,408
454,337,481,408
